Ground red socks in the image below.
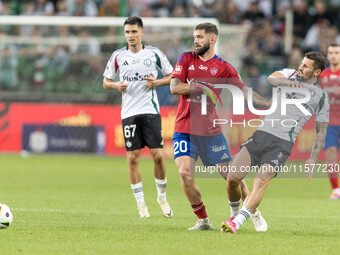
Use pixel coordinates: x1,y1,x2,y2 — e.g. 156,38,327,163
191,202,208,219
327,162,339,190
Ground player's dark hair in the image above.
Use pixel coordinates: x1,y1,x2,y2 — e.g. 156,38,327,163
305,52,327,72
195,22,218,36
329,43,340,47
124,16,143,29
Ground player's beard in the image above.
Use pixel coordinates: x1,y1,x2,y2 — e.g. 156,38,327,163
297,72,312,82
195,42,210,56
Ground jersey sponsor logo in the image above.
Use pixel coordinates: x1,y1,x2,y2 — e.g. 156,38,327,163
122,61,129,66
122,72,151,82
132,59,140,64
143,59,152,67
199,65,208,70
212,145,226,152
188,65,195,70
174,64,183,75
210,67,218,75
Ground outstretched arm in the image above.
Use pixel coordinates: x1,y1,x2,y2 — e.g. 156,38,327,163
242,86,271,108
305,121,328,180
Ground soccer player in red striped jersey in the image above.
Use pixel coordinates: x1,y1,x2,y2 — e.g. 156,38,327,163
319,44,340,199
170,22,270,231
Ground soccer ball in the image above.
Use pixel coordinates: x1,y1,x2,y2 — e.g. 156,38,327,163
0,204,13,229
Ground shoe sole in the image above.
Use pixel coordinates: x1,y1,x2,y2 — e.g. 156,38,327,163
221,222,236,233
188,225,213,231
140,214,150,218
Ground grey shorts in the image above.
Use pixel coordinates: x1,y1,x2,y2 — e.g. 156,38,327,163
241,130,294,169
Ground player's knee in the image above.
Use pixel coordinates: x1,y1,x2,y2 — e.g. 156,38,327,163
152,152,163,164
179,167,192,183
127,153,139,165
228,177,241,187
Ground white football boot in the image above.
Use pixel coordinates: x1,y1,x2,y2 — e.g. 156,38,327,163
188,218,213,230
157,198,173,218
250,209,267,232
137,203,150,218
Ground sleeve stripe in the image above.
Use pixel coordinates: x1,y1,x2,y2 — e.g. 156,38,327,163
114,54,119,73
289,71,297,78
178,51,193,64
153,52,162,70
214,55,238,73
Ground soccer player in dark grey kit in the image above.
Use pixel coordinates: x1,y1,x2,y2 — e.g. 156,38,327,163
222,52,329,233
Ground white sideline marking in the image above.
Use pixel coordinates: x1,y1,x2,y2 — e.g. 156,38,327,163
13,208,64,213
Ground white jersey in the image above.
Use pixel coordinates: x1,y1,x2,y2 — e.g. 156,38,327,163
103,45,173,119
258,68,329,143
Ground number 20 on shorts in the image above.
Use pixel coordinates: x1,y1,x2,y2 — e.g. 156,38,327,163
174,140,188,155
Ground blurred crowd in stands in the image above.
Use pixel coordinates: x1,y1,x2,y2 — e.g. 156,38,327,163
0,0,340,102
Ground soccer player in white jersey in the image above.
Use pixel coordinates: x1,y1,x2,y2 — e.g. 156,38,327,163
221,52,329,233
103,16,173,218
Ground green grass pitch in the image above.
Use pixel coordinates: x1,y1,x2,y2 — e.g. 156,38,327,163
1,154,340,255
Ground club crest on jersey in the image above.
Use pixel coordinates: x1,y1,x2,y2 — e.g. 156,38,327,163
308,89,316,97
174,64,183,75
210,67,217,75
143,59,152,67
126,140,132,148
199,65,208,70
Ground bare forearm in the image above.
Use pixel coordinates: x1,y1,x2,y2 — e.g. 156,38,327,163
243,87,270,107
267,72,302,88
170,78,191,95
252,90,270,107
103,78,118,90
267,77,288,87
154,74,172,86
310,122,328,161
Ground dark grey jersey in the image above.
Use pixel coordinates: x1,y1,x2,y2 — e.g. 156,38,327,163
258,68,329,143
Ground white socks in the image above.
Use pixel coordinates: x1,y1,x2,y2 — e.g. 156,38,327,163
233,206,252,230
131,182,145,206
155,178,167,201
131,179,167,206
229,199,241,217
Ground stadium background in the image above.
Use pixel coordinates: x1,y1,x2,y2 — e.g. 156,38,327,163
1,0,340,159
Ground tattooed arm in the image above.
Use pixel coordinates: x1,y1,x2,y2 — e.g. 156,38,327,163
170,78,192,95
305,121,328,180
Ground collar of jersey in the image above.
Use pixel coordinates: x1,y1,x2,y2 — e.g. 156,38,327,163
126,44,145,52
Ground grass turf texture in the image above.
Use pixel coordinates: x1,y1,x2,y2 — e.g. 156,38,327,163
1,154,340,255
